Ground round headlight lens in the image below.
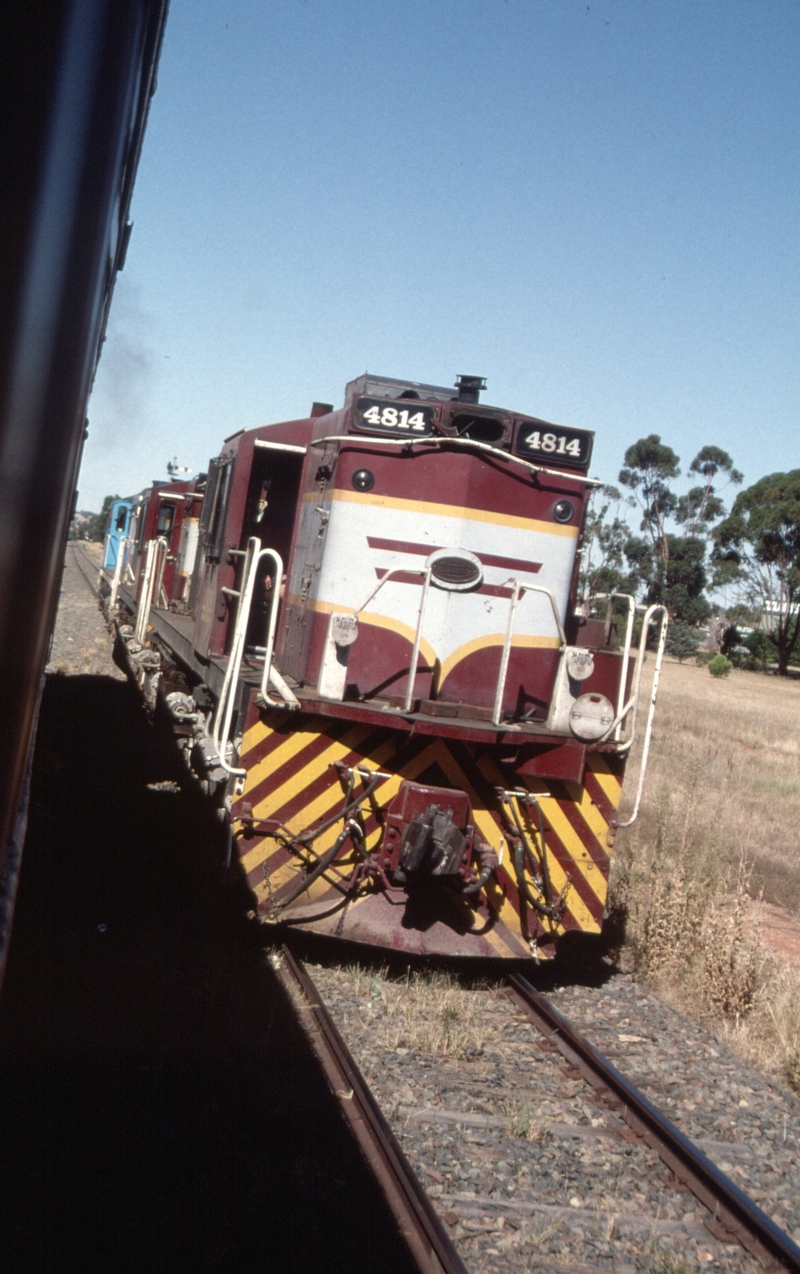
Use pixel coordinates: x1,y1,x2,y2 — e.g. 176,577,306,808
352,468,375,492
553,499,574,524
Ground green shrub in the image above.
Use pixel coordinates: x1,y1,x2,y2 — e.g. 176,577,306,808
744,629,772,669
708,654,733,678
665,621,701,663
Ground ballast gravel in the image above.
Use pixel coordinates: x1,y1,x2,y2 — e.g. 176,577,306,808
309,962,800,1273
46,544,124,679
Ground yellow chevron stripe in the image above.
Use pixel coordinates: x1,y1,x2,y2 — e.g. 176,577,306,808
243,716,337,798
475,754,600,932
238,718,613,946
246,733,525,937
561,780,612,847
417,742,546,939
524,785,606,924
241,717,269,758
279,737,444,865
250,736,409,842
586,753,622,807
241,712,294,760
244,734,407,874
246,720,374,815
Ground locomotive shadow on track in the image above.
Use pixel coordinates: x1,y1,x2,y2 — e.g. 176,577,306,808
0,674,422,1274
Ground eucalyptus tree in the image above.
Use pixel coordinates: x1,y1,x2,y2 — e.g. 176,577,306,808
618,434,680,566
713,471,800,675
676,446,743,538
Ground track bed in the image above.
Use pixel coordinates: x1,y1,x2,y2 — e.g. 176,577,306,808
308,961,800,1272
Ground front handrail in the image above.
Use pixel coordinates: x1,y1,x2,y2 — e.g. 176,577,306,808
493,581,567,726
614,604,668,828
308,433,604,486
212,539,284,778
108,535,132,610
134,537,168,645
258,550,297,707
354,566,433,713
212,540,301,778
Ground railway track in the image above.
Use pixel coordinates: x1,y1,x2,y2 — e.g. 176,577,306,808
69,541,102,598
306,960,800,1273
276,946,469,1274
507,973,800,1273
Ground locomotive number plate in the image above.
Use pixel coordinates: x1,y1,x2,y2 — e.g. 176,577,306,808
515,421,593,469
353,396,435,437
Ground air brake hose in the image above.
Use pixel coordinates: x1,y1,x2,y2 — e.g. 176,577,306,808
529,797,555,912
461,842,498,895
274,822,355,911
294,773,380,847
461,866,493,895
512,841,559,920
274,774,381,911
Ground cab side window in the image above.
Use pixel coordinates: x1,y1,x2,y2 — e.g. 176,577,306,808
156,501,177,544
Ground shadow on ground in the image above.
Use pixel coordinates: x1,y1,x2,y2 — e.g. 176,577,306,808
0,675,418,1274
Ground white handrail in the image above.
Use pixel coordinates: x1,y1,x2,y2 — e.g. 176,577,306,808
108,536,132,610
258,548,295,706
615,604,668,828
212,538,263,778
308,433,604,486
493,581,567,726
354,565,433,713
134,537,168,645
212,540,297,778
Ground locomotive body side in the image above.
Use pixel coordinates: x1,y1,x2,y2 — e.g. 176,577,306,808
114,376,663,960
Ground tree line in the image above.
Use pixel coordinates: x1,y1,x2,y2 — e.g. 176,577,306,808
580,436,800,675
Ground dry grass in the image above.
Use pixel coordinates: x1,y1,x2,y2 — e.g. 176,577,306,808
503,1099,551,1143
332,965,488,1061
612,657,800,1090
622,659,800,911
647,1256,695,1274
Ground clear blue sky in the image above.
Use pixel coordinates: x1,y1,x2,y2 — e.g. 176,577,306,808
80,0,799,515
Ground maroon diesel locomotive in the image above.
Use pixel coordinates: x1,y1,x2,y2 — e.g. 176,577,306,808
110,374,666,959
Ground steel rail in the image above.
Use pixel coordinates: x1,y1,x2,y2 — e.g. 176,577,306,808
70,543,102,598
508,972,800,1273
277,946,468,1274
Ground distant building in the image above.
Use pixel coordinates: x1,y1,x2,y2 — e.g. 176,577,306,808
760,600,800,633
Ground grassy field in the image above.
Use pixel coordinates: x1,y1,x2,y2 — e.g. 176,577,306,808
612,656,800,1089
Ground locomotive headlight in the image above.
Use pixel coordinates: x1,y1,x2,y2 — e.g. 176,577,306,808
553,499,574,524
427,548,483,591
352,468,375,491
568,693,615,742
